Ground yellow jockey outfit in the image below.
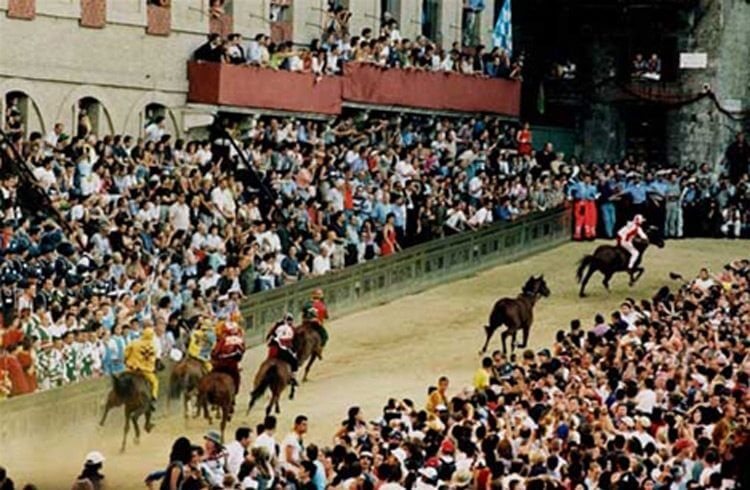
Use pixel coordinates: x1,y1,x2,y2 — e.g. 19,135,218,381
188,320,216,373
125,327,159,399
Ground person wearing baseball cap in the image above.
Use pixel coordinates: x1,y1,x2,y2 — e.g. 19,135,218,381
72,451,105,489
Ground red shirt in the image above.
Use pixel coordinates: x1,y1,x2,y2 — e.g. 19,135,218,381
0,353,30,396
312,299,329,325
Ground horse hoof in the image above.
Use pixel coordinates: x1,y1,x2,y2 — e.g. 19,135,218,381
145,423,154,433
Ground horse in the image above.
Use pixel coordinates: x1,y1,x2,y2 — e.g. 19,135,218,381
247,357,296,417
195,371,236,442
576,227,665,297
480,275,551,355
99,372,155,452
168,357,206,421
293,320,325,382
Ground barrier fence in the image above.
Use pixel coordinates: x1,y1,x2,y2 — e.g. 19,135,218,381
0,208,570,441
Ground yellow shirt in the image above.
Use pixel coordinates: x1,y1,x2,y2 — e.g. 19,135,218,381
473,368,490,391
426,390,448,414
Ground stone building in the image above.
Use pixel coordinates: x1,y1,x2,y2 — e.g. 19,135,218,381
0,0,501,138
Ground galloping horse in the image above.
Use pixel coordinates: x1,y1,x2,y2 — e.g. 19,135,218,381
168,357,206,420
576,227,664,297
293,320,325,382
100,372,154,452
480,275,551,354
196,371,236,442
247,358,296,417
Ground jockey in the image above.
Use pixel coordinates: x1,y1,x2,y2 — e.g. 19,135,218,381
617,214,648,270
304,288,329,346
211,320,245,394
124,327,159,401
188,319,216,374
266,313,299,381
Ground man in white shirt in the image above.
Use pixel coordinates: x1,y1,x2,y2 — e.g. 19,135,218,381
280,415,308,474
468,201,494,227
211,177,236,222
225,427,253,477
253,415,278,461
168,193,191,231
43,123,64,156
144,116,166,143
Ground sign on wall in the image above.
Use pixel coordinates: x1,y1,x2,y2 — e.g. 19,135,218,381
679,52,708,69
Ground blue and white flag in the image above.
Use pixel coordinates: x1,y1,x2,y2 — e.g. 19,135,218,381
493,0,512,56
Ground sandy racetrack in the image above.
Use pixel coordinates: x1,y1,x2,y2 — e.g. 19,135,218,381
2,239,746,488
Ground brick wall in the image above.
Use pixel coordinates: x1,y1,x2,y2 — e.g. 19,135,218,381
7,0,35,20
80,0,106,28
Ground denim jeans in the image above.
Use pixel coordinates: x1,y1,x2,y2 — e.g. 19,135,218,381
600,202,616,238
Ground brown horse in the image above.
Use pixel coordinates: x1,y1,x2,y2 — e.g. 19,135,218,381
247,357,296,417
480,275,551,354
576,227,664,297
168,357,206,420
99,372,154,452
196,371,236,442
293,320,325,382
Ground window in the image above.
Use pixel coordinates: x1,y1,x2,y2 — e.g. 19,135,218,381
422,0,440,42
381,0,400,25
461,2,481,47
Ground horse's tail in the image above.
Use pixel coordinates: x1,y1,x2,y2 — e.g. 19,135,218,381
576,255,595,283
169,370,183,400
251,362,275,402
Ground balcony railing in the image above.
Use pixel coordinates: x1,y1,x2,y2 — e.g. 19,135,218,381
187,62,522,117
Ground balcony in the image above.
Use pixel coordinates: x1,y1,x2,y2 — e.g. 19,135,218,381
187,62,521,117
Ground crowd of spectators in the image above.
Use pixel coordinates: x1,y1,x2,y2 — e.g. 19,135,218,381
0,109,567,396
192,21,522,80
7,260,749,489
563,132,750,240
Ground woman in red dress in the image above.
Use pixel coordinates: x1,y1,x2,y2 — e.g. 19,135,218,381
380,214,400,257
516,122,533,156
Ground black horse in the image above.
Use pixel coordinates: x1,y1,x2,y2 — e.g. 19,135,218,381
480,275,551,354
576,227,665,297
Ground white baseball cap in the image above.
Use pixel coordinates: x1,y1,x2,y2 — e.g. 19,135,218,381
85,451,105,465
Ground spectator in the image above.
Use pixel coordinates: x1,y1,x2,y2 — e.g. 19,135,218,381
72,452,105,490
194,33,224,63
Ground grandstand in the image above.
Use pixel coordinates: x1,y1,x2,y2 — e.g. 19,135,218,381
0,0,749,488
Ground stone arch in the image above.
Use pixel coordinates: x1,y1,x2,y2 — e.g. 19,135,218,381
123,91,180,138
54,85,118,135
2,88,46,137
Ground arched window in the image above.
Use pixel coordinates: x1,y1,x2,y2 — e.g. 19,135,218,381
75,96,113,138
3,91,45,139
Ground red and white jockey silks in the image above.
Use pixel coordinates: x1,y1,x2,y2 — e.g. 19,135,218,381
616,216,647,269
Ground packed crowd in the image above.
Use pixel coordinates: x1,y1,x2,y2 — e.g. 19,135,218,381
192,20,522,79
6,260,748,489
560,131,750,240
0,111,568,397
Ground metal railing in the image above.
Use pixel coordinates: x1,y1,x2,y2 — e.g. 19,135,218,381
0,207,570,440
241,207,571,334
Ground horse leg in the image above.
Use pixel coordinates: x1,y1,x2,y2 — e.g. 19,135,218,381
275,395,281,414
579,266,596,297
121,409,130,453
99,399,113,427
633,267,645,283
290,379,296,401
132,413,141,445
145,407,154,433
519,325,530,349
602,272,613,292
500,329,510,354
302,355,317,383
510,330,518,351
480,325,495,354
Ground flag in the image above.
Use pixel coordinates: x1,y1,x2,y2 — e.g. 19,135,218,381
493,0,512,56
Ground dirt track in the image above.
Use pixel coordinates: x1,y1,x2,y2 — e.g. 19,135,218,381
2,239,747,489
